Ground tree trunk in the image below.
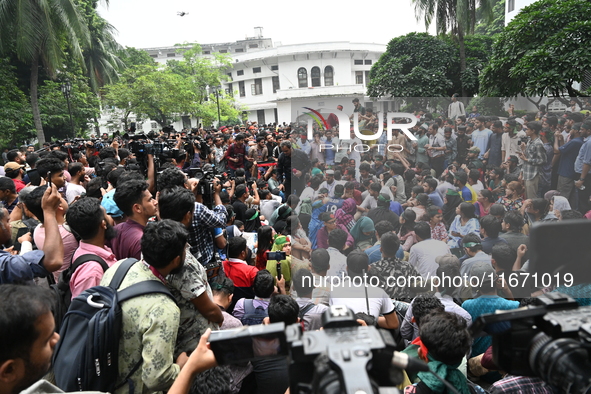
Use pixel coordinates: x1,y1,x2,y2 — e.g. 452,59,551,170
93,115,100,134
30,56,45,145
457,29,468,99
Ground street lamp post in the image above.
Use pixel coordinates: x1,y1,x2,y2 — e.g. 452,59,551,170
61,81,75,139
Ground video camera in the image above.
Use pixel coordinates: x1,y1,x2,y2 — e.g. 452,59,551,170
210,306,430,394
190,164,228,209
471,292,591,393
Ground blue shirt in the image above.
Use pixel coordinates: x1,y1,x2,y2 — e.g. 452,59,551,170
0,250,47,284
428,191,444,207
575,137,591,175
367,244,404,264
471,129,492,159
558,137,584,179
462,295,519,357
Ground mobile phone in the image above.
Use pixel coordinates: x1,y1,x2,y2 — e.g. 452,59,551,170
266,251,286,261
27,169,41,186
209,323,288,365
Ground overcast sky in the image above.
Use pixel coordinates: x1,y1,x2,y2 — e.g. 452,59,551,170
97,0,436,49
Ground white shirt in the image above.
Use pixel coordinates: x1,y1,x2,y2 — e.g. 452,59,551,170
330,283,395,321
408,239,451,279
326,247,347,278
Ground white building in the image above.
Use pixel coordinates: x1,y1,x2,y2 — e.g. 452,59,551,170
109,34,388,132
505,0,537,25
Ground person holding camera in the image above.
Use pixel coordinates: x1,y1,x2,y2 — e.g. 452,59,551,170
223,133,247,178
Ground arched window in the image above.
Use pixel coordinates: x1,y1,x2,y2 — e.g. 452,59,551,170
324,66,334,86
311,66,321,87
298,67,308,88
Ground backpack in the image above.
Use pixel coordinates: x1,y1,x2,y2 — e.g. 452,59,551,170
240,299,268,326
52,258,175,394
298,303,315,331
48,254,109,332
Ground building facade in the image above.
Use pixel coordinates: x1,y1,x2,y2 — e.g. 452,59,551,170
124,35,387,130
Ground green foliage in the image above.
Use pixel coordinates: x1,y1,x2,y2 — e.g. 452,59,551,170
38,75,101,140
103,44,240,128
368,32,492,99
368,33,455,98
475,0,505,36
0,58,35,147
480,0,591,98
118,47,156,67
468,96,506,116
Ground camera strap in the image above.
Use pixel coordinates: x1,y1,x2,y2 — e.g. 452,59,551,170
362,269,370,315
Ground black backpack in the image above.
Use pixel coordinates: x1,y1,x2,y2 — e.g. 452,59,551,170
240,299,268,326
52,258,175,393
48,254,109,332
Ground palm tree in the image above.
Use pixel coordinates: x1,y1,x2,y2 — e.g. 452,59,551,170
412,0,494,97
0,0,90,144
78,0,125,133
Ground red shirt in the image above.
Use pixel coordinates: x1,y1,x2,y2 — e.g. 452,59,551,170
223,258,258,287
109,219,144,260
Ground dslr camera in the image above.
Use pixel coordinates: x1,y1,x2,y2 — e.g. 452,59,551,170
209,306,427,394
471,292,591,393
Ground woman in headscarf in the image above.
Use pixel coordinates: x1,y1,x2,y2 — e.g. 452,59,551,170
335,198,357,231
442,189,462,229
243,208,262,233
448,202,480,249
349,216,375,251
272,205,292,234
266,235,292,289
550,195,571,218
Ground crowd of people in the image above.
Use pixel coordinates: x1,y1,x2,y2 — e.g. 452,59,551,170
1,97,590,394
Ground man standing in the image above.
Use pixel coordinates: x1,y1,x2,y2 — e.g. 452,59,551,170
448,94,466,120
67,197,118,298
425,123,446,177
296,130,311,155
555,122,584,207
327,105,343,130
158,187,224,356
471,117,492,161
100,220,190,393
277,140,311,196
224,133,247,177
485,120,504,168
518,121,547,200
350,98,365,120
111,180,158,260
574,122,591,214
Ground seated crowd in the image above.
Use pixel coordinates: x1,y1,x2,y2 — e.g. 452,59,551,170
2,108,590,394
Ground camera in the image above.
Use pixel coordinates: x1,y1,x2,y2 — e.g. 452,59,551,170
471,292,591,393
209,306,422,394
266,251,286,261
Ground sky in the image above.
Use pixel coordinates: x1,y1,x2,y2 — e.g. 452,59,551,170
97,0,436,49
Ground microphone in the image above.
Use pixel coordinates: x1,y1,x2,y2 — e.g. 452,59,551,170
391,351,430,373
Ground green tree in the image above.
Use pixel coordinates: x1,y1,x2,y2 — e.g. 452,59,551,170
475,0,505,36
480,0,591,103
412,0,495,97
38,76,100,140
0,58,35,147
367,32,492,105
368,33,456,100
0,0,90,144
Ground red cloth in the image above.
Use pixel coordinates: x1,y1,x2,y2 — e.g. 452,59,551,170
481,346,498,370
411,337,429,362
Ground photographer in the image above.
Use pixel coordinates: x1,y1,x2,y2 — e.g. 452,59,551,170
188,178,228,266
277,140,311,197
224,133,247,178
